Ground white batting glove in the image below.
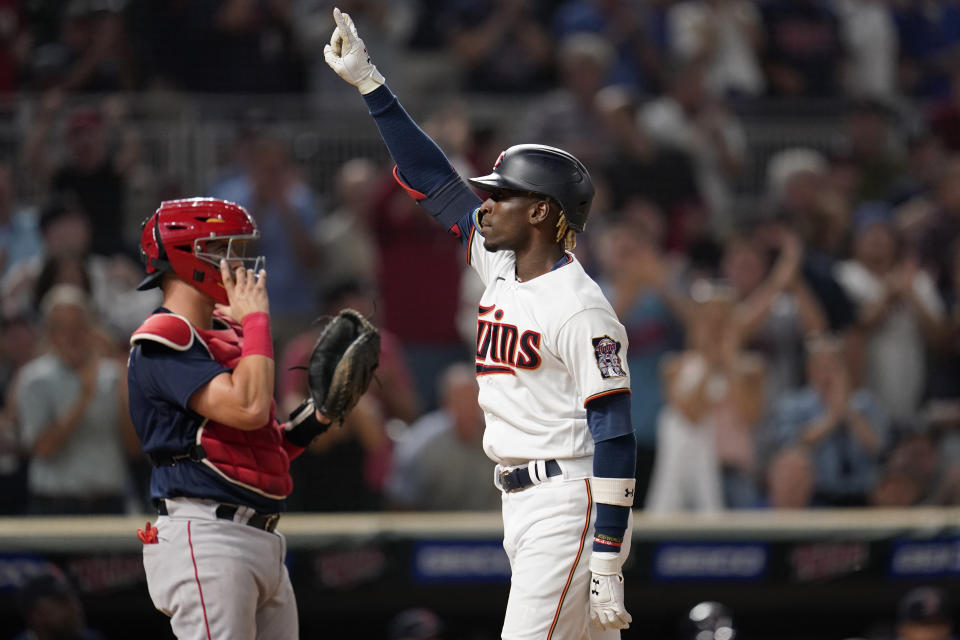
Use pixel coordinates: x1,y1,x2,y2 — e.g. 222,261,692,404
323,7,385,95
589,552,632,630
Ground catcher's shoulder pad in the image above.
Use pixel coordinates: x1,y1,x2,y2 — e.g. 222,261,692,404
130,313,194,351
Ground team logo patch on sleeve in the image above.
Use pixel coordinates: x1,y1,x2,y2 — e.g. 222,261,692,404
592,336,626,378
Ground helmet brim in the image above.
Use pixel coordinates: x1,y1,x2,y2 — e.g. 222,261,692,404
468,173,523,194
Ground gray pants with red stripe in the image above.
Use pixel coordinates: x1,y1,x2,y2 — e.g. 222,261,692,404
142,498,297,640
501,472,632,639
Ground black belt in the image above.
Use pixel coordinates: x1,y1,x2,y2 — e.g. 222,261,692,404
147,444,206,467
499,460,562,493
157,500,280,533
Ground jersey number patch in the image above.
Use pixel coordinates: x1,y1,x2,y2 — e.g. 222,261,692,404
592,336,626,378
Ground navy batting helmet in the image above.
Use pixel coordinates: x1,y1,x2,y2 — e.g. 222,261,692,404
468,144,595,232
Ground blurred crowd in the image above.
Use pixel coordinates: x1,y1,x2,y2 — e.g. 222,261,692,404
2,0,960,516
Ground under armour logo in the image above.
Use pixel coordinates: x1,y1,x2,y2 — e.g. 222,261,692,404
625,488,634,498
591,589,600,596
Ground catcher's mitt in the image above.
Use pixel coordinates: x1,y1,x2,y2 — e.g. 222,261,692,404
308,308,380,423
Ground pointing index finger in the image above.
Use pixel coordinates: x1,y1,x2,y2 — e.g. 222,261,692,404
341,11,359,39
333,7,349,43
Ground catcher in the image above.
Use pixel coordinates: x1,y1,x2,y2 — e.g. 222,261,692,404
127,198,378,639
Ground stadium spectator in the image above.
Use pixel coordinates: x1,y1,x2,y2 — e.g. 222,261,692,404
595,208,684,506
1,196,158,342
835,202,946,425
834,0,898,98
280,279,408,512
923,240,960,441
313,157,381,289
764,445,815,508
759,0,846,98
723,225,827,409
0,311,36,410
887,129,946,207
21,0,135,93
520,32,615,167
12,570,105,640
833,98,906,204
646,230,802,511
764,148,859,333
0,0,25,94
388,607,446,640
912,157,960,297
892,1,960,100
894,586,955,640
594,85,706,249
135,0,306,93
553,0,669,93
640,59,747,235
870,430,941,507
444,0,555,94
667,0,766,98
386,362,498,511
365,163,465,411
768,333,888,506
0,163,43,279
211,134,322,342
929,69,960,152
277,277,420,424
22,96,135,257
14,285,138,515
0,312,34,515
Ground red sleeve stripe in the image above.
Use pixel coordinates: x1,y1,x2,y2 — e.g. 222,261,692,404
392,165,426,201
583,388,631,407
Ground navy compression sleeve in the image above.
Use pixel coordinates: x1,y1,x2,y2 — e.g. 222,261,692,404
362,85,455,193
361,85,481,235
587,393,636,554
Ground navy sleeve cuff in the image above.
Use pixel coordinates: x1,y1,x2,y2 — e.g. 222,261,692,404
586,392,634,443
361,84,397,115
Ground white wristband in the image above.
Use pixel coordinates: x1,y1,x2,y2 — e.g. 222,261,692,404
589,551,621,575
591,477,636,507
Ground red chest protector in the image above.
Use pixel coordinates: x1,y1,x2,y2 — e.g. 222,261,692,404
132,311,293,500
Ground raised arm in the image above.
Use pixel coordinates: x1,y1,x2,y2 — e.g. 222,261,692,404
324,8,481,240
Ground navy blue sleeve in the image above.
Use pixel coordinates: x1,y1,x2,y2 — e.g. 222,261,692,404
586,391,635,443
587,393,636,554
133,341,229,410
362,85,482,240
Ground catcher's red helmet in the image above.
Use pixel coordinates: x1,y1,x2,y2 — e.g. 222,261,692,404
137,198,263,305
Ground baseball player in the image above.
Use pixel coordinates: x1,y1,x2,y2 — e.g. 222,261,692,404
325,9,637,639
127,198,333,639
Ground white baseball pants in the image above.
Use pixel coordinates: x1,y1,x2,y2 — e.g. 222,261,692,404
142,498,298,640
500,461,632,640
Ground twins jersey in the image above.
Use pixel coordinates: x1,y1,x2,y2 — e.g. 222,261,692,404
466,223,631,466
